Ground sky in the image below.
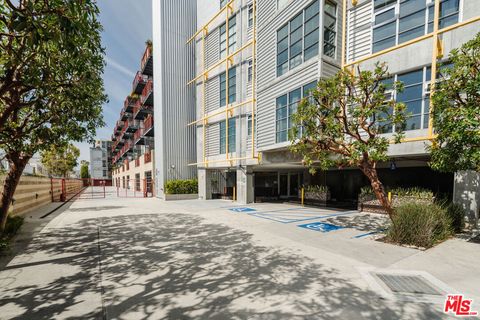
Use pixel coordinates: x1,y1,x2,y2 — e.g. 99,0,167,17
74,0,153,163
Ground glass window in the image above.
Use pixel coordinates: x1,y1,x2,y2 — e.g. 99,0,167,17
220,0,228,8
276,81,318,142
220,67,236,107
428,0,460,32
247,114,256,136
248,60,253,82
373,0,460,52
276,95,288,142
248,4,254,27
220,118,236,154
276,1,321,76
219,15,236,59
397,68,426,131
323,0,336,58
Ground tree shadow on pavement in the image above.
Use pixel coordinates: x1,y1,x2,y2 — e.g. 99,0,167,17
0,213,444,319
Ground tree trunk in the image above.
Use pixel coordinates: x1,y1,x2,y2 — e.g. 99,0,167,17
359,161,394,220
0,155,30,234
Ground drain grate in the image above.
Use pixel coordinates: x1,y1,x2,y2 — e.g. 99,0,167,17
374,274,444,296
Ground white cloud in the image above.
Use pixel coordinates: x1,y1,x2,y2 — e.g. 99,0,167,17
105,56,136,78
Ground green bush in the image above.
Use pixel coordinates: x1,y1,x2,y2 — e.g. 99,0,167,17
446,202,465,233
387,202,452,248
360,186,433,199
5,216,24,236
305,185,329,193
0,216,24,254
165,179,198,195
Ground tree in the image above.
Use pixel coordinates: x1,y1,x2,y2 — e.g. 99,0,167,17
0,0,107,233
429,33,480,172
80,160,90,179
41,144,80,178
290,63,407,219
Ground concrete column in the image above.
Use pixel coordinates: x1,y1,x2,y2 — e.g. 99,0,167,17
453,170,480,226
198,168,212,200
236,166,254,204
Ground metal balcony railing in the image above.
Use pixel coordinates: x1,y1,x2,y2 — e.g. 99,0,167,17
141,80,153,106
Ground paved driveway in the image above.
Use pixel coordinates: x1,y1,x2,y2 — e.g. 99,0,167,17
0,196,478,319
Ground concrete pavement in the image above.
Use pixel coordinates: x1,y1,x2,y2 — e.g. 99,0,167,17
0,194,479,319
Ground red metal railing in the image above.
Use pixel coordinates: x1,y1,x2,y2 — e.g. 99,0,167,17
133,99,143,118
141,80,153,105
135,158,140,167
144,151,152,164
144,114,154,131
134,128,144,142
132,71,148,92
124,159,129,171
141,45,152,72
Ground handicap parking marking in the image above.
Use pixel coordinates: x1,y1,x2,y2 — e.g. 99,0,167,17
247,210,358,224
229,207,257,213
298,222,345,233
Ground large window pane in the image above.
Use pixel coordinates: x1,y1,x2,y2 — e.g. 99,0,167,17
373,21,396,42
400,0,426,17
375,8,395,24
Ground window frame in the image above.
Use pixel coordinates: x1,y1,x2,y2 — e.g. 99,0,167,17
219,118,237,154
276,0,321,77
371,0,461,53
219,67,237,107
323,0,337,59
219,14,237,59
275,80,318,143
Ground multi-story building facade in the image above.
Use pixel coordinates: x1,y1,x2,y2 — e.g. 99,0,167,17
151,1,197,198
90,140,112,180
111,43,155,194
183,0,480,222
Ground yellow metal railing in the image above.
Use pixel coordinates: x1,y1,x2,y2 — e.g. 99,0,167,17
187,0,258,167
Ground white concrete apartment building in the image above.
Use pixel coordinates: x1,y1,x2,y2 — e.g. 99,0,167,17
153,0,480,222
90,140,112,180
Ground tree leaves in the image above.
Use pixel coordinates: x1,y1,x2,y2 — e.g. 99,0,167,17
430,33,480,172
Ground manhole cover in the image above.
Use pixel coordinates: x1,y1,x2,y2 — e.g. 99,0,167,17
374,273,443,296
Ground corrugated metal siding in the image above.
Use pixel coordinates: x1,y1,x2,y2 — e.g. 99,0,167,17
206,76,220,113
257,0,323,150
322,60,339,78
206,123,220,156
205,28,220,69
347,1,372,63
154,0,197,193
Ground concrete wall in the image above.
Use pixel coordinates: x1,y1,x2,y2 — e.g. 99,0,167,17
454,171,480,226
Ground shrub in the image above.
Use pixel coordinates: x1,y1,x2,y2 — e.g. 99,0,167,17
359,186,434,199
445,202,465,233
305,185,329,193
0,215,24,254
387,202,452,248
165,179,198,195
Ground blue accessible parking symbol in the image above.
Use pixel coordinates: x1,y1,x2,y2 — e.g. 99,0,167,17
298,222,344,233
229,207,257,213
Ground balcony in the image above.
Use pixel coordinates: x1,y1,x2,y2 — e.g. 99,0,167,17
141,80,153,106
144,150,152,164
125,119,139,133
122,96,137,114
141,44,153,76
133,128,146,145
144,114,154,137
133,99,153,120
132,71,149,95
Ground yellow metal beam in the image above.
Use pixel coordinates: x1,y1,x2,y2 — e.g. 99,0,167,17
188,156,259,167
187,40,254,85
344,15,480,68
187,0,235,43
188,99,254,126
